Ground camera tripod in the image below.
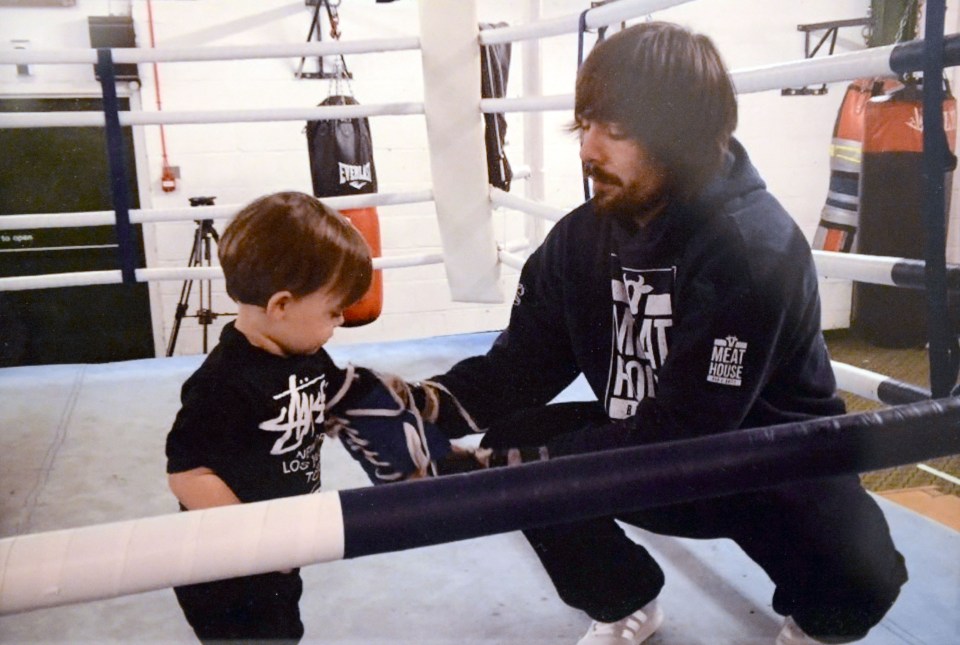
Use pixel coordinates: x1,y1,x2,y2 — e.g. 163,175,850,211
165,197,235,356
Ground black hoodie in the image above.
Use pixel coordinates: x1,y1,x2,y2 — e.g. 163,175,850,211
437,139,844,452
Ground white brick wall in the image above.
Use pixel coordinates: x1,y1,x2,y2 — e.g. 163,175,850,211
4,0,954,356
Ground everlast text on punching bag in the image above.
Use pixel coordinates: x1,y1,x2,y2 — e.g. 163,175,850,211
854,80,958,347
306,94,383,327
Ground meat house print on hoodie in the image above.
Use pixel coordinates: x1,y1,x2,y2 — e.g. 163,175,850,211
606,262,674,419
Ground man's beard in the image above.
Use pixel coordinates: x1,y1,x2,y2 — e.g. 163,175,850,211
587,165,668,226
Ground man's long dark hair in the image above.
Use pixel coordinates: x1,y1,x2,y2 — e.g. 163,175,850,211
573,22,738,201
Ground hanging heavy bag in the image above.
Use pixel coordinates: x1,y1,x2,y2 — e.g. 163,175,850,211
306,94,383,327
813,78,902,252
853,79,957,347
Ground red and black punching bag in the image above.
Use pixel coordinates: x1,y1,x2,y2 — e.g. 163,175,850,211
813,78,902,252
853,79,957,347
306,94,383,327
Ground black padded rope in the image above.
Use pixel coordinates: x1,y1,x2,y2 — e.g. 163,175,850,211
889,32,960,75
96,48,136,285
889,258,960,291
340,397,960,559
876,378,930,405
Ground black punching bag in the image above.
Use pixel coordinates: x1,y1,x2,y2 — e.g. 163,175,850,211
854,81,957,347
306,94,378,197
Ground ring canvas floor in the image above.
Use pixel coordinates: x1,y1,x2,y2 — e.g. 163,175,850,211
1,332,957,644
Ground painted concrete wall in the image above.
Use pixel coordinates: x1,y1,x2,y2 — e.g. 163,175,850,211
2,0,951,356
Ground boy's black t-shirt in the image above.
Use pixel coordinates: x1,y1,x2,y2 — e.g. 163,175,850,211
166,322,348,503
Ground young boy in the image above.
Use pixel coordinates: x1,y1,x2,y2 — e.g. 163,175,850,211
165,191,467,642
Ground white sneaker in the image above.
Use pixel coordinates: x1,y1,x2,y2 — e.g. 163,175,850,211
776,616,850,645
576,599,664,645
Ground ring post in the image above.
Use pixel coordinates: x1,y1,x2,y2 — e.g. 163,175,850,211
417,0,502,303
919,0,960,397
95,48,137,285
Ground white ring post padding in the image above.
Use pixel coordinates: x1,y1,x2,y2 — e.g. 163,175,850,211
831,361,886,402
498,249,527,270
418,0,501,303
813,250,897,286
0,492,345,615
478,0,695,45
490,187,566,222
0,191,434,231
0,37,421,66
0,102,425,129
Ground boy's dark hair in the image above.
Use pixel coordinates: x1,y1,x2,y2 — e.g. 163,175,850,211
573,22,738,200
218,191,372,308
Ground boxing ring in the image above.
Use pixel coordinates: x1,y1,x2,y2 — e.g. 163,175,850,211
2,1,960,642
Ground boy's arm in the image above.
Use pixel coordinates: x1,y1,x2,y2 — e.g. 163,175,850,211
168,467,241,510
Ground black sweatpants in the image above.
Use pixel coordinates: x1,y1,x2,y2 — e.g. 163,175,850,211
173,569,304,643
481,402,908,642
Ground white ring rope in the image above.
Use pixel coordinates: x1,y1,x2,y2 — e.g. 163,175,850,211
916,463,960,487
0,37,421,66
488,194,934,290
503,238,532,253
0,200,929,292
0,210,117,231
0,492,346,615
481,44,903,115
497,249,527,270
0,190,434,231
813,250,903,287
0,36,423,130
490,187,565,222
831,361,895,403
480,94,573,115
731,44,898,94
374,252,445,270
478,0,695,45
0,253,446,292
1,47,911,126
0,102,426,130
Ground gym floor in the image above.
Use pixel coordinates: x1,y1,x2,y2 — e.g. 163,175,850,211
824,329,960,501
1,331,958,644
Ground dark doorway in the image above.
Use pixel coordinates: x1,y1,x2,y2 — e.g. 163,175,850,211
0,96,154,366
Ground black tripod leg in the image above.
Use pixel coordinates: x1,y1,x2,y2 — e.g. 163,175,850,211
165,226,203,357
199,232,214,353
